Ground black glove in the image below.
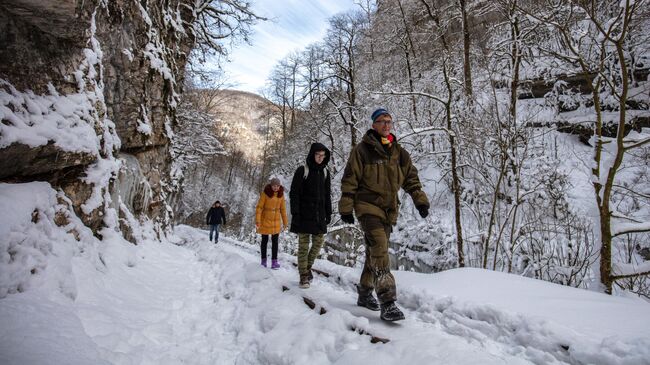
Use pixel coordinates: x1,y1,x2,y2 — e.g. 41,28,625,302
417,205,429,218
341,214,355,224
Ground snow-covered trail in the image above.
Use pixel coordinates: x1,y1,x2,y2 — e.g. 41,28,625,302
2,221,649,365
70,234,242,364
162,226,649,365
173,228,535,365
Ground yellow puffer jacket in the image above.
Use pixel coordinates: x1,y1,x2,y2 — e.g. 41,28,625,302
255,184,288,235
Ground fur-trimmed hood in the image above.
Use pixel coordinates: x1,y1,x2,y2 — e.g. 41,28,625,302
263,184,284,198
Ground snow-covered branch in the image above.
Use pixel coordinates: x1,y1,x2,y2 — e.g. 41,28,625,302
623,137,650,151
612,222,650,237
400,126,452,140
373,90,447,105
612,184,650,200
612,260,650,281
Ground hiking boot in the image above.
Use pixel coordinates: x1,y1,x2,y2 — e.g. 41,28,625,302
356,284,380,311
299,274,310,289
307,267,314,282
271,259,280,270
261,258,267,267
380,301,405,322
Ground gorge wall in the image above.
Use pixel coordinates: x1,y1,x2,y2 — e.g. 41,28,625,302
0,0,194,241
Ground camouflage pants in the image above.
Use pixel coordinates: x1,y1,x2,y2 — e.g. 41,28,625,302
297,233,325,275
358,214,396,304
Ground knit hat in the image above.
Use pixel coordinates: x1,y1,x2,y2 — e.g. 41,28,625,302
270,177,281,186
371,108,390,123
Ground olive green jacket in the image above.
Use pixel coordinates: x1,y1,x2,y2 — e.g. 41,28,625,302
339,130,429,225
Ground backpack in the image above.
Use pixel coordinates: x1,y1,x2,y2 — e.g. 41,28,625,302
302,164,329,180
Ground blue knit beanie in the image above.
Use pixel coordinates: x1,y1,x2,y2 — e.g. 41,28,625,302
371,108,390,122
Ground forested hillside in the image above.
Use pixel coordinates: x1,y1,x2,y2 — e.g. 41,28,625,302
186,0,650,297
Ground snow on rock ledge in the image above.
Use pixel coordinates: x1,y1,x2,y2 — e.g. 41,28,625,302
0,0,195,236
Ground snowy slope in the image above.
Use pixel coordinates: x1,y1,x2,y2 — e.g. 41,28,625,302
1,182,650,365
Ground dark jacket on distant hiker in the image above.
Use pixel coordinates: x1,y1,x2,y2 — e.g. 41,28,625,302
290,143,332,235
206,206,226,225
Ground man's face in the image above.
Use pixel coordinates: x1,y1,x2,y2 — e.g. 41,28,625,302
216,203,221,207
314,151,326,165
372,114,393,137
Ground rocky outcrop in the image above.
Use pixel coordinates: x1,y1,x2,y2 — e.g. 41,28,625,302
517,69,650,100
0,142,96,180
526,116,650,146
0,0,194,239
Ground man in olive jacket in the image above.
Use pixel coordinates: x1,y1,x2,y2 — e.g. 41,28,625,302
339,108,429,322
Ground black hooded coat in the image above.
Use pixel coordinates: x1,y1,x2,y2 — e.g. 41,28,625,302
289,143,332,235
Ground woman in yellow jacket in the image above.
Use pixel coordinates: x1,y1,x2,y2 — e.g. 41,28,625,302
255,177,288,269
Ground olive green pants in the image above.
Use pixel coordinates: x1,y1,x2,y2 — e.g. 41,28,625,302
358,214,396,304
297,233,325,275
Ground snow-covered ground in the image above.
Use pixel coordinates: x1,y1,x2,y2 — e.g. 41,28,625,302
1,183,650,365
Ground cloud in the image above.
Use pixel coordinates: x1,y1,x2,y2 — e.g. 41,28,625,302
218,0,359,94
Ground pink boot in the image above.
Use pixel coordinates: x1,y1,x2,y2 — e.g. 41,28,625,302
261,258,267,267
271,259,280,270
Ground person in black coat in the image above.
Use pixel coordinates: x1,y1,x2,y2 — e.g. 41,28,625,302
206,201,226,243
290,143,332,288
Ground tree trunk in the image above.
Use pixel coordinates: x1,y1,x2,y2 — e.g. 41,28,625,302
497,0,522,271
599,39,631,294
450,126,465,267
483,158,506,268
397,0,419,123
458,0,473,97
599,203,613,293
444,62,465,267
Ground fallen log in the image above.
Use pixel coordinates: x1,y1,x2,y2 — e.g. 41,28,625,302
291,262,333,279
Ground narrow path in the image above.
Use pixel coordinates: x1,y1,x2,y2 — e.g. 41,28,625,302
194,232,540,364
212,232,582,365
71,226,589,364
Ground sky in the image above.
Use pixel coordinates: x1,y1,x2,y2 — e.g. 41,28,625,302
217,0,361,94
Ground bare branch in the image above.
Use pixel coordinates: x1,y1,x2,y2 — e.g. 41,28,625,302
612,270,650,281
613,184,650,200
373,90,447,105
623,137,650,151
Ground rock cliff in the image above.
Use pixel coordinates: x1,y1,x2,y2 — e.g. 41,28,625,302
0,0,194,241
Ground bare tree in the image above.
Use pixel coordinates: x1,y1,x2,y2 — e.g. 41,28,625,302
187,0,265,61
520,0,650,293
418,0,467,267
317,11,368,147
265,54,301,142
458,0,473,96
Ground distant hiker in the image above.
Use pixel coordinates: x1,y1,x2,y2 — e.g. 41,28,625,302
339,108,430,322
206,200,226,244
290,143,332,289
255,177,288,269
